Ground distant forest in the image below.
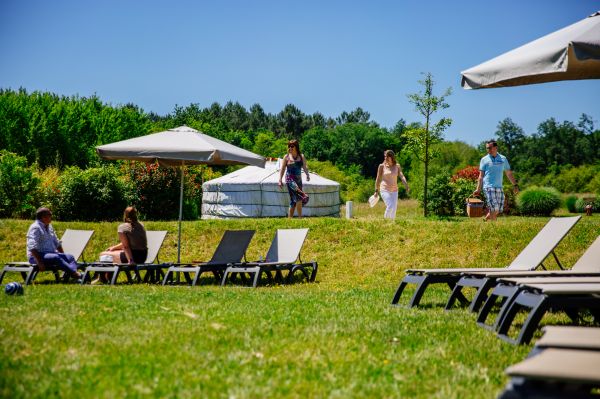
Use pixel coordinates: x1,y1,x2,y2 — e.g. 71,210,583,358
1,88,599,190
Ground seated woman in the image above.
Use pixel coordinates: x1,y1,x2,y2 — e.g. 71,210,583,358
100,206,148,264
94,206,147,283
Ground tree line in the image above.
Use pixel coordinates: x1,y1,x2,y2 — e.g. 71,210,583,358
493,116,600,180
1,87,598,189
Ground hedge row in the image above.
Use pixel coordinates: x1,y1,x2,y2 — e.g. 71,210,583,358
422,166,568,217
0,150,218,221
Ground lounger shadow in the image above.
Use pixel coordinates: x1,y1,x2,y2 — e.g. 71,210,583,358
0,229,94,285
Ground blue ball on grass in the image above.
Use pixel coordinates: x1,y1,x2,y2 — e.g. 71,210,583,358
5,282,24,296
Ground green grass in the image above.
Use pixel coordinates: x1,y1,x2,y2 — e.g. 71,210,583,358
0,201,597,398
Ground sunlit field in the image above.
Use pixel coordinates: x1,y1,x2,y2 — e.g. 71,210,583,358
1,201,597,398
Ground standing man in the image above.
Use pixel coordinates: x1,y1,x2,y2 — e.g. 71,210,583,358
27,207,83,281
473,140,519,221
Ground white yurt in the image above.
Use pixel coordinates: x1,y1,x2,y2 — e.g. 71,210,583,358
201,160,341,219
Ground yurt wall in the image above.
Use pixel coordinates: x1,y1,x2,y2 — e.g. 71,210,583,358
202,161,341,219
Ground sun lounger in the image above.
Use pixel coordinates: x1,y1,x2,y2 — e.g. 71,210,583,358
532,326,600,353
0,229,94,285
494,283,600,345
498,326,600,398
391,216,581,308
447,231,599,312
498,348,600,398
478,277,600,332
475,236,600,330
161,230,255,286
221,228,317,288
81,230,168,285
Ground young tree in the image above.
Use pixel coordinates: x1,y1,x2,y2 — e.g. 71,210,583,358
405,73,452,216
495,117,525,161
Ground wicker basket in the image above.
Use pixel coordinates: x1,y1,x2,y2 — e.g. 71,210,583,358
466,195,484,218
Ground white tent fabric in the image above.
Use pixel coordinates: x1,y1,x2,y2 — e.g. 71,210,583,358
461,11,600,89
202,161,341,218
96,126,265,167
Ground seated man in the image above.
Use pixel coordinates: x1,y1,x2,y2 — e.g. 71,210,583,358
27,207,82,282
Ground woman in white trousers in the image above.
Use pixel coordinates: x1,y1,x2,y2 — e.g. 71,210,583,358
374,150,409,219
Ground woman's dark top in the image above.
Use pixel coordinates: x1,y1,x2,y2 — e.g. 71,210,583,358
285,154,305,206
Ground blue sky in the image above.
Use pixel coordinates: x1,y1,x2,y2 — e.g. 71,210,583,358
1,0,598,145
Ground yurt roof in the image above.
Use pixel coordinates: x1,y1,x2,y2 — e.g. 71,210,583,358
203,160,340,187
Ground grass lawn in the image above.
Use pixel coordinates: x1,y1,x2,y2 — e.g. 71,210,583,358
0,201,597,398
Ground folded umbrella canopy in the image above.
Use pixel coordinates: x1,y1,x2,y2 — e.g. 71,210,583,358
461,11,600,89
96,125,266,262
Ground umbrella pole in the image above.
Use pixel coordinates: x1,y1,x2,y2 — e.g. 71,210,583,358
178,164,184,264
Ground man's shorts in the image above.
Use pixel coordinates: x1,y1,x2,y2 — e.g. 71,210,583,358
484,187,505,213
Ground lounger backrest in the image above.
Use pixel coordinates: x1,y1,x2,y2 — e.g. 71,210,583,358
264,228,309,263
209,230,255,264
60,229,94,261
572,236,600,271
145,231,168,264
507,216,580,270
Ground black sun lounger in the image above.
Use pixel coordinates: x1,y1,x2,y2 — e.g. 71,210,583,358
1,229,94,285
221,228,317,288
532,326,600,353
498,326,600,398
477,277,600,333
81,230,168,285
447,230,598,313
161,230,255,286
475,236,600,331
495,283,600,345
391,216,580,308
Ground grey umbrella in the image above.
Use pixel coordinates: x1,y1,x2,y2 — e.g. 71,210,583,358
96,125,266,262
461,11,600,89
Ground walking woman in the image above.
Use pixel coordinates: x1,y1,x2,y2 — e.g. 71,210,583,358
278,139,310,218
374,150,409,219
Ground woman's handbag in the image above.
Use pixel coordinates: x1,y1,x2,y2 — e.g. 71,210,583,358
368,192,380,208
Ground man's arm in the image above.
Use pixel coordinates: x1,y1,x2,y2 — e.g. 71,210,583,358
505,170,519,194
474,170,484,195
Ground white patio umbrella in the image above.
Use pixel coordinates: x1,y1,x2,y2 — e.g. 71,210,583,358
461,11,600,89
96,125,266,262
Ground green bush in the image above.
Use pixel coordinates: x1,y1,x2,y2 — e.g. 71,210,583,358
574,196,599,213
123,162,206,220
541,164,600,193
51,166,131,221
422,173,454,216
450,178,478,217
565,195,578,213
590,173,600,194
0,150,40,218
309,160,366,203
516,187,561,216
502,184,519,215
